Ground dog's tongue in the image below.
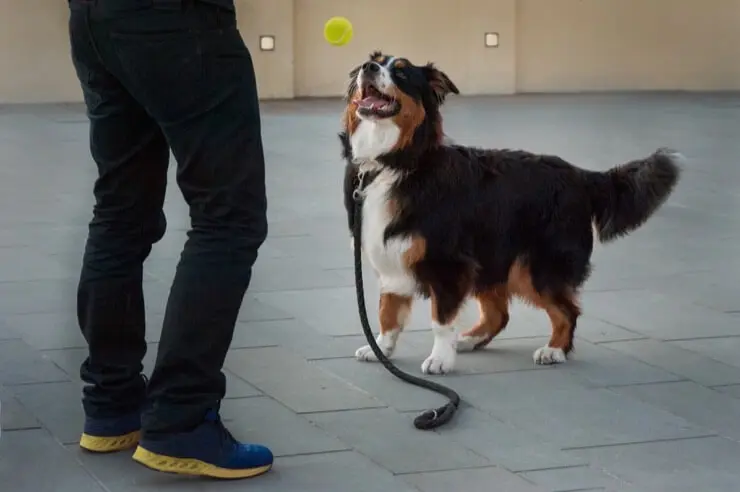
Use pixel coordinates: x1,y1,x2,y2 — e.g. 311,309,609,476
356,96,387,109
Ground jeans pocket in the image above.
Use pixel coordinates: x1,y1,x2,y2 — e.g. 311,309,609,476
110,24,252,125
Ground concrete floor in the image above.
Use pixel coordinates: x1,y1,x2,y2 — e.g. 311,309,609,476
1,93,740,491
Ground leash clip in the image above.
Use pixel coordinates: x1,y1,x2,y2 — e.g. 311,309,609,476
352,170,367,203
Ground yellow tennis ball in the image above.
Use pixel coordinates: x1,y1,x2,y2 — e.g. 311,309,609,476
324,16,353,46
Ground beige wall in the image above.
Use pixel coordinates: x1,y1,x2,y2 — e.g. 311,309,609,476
235,0,295,99
0,0,739,104
292,0,517,97
516,0,740,92
0,1,82,103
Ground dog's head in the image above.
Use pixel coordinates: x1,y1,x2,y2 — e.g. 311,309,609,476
342,51,459,164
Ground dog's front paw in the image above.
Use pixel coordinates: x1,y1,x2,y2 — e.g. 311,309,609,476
533,346,566,365
421,340,457,374
423,325,458,374
355,331,398,362
421,352,456,374
355,344,386,361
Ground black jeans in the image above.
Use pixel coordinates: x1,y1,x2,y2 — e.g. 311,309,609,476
69,0,267,436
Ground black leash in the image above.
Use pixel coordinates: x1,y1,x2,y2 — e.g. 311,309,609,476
351,178,460,430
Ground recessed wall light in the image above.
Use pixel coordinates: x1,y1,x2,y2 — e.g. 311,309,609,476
484,32,499,48
259,35,275,51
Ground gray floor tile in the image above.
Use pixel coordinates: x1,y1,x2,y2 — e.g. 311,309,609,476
574,317,648,344
714,384,740,399
0,429,106,492
4,312,88,350
672,337,740,369
0,385,41,431
446,370,708,449
0,278,77,315
249,258,354,293
580,289,740,340
308,408,490,474
12,381,84,444
570,437,740,492
558,341,683,387
520,465,628,492
427,405,587,472
404,467,547,492
0,317,19,340
0,249,78,282
220,397,350,457
604,339,740,386
0,339,69,385
651,269,740,312
225,346,385,413
612,381,740,441
314,356,459,413
72,448,418,492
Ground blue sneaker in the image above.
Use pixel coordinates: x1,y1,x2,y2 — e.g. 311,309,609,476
80,411,141,453
132,410,273,479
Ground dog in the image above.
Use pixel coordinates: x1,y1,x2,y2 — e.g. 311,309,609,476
340,51,682,375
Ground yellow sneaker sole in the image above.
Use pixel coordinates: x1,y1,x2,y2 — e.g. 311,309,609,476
80,430,141,453
132,445,272,480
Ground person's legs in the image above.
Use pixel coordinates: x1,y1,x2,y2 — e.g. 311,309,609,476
77,0,271,478
69,2,169,453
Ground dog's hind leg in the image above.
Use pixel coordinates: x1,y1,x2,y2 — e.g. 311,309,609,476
505,258,581,365
457,287,510,352
533,290,580,365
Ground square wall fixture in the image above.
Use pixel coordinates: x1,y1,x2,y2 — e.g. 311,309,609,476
260,35,275,51
484,32,499,48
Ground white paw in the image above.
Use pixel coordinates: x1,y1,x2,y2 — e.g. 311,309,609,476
421,338,457,374
423,324,458,374
533,346,567,365
421,351,456,374
355,330,398,362
457,334,489,353
355,344,386,361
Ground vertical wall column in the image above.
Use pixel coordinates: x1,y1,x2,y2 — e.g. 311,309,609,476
235,0,296,99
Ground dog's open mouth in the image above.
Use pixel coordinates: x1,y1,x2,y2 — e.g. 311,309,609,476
355,84,399,118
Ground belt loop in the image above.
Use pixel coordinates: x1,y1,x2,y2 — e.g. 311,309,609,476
151,0,183,10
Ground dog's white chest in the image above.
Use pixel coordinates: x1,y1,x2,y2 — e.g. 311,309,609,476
361,169,417,296
350,120,401,161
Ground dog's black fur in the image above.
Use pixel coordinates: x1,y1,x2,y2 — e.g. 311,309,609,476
340,51,681,359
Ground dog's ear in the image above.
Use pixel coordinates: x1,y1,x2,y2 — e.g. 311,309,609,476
344,65,362,101
422,63,459,104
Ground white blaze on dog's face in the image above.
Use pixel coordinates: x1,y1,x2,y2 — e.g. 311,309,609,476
342,51,459,162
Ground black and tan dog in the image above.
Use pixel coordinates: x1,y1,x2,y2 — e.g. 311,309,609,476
341,51,681,375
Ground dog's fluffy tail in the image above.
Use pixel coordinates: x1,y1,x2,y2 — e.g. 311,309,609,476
587,148,682,243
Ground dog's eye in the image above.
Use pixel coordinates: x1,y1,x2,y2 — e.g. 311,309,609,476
395,70,407,79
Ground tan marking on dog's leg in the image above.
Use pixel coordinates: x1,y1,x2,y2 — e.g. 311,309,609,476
355,293,413,362
402,235,426,269
505,258,580,365
458,287,510,352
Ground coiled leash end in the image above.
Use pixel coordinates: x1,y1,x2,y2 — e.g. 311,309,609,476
352,185,460,430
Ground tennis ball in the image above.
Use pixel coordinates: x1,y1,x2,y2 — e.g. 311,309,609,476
324,16,353,46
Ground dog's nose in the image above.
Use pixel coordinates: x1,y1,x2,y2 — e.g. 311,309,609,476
361,61,381,73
